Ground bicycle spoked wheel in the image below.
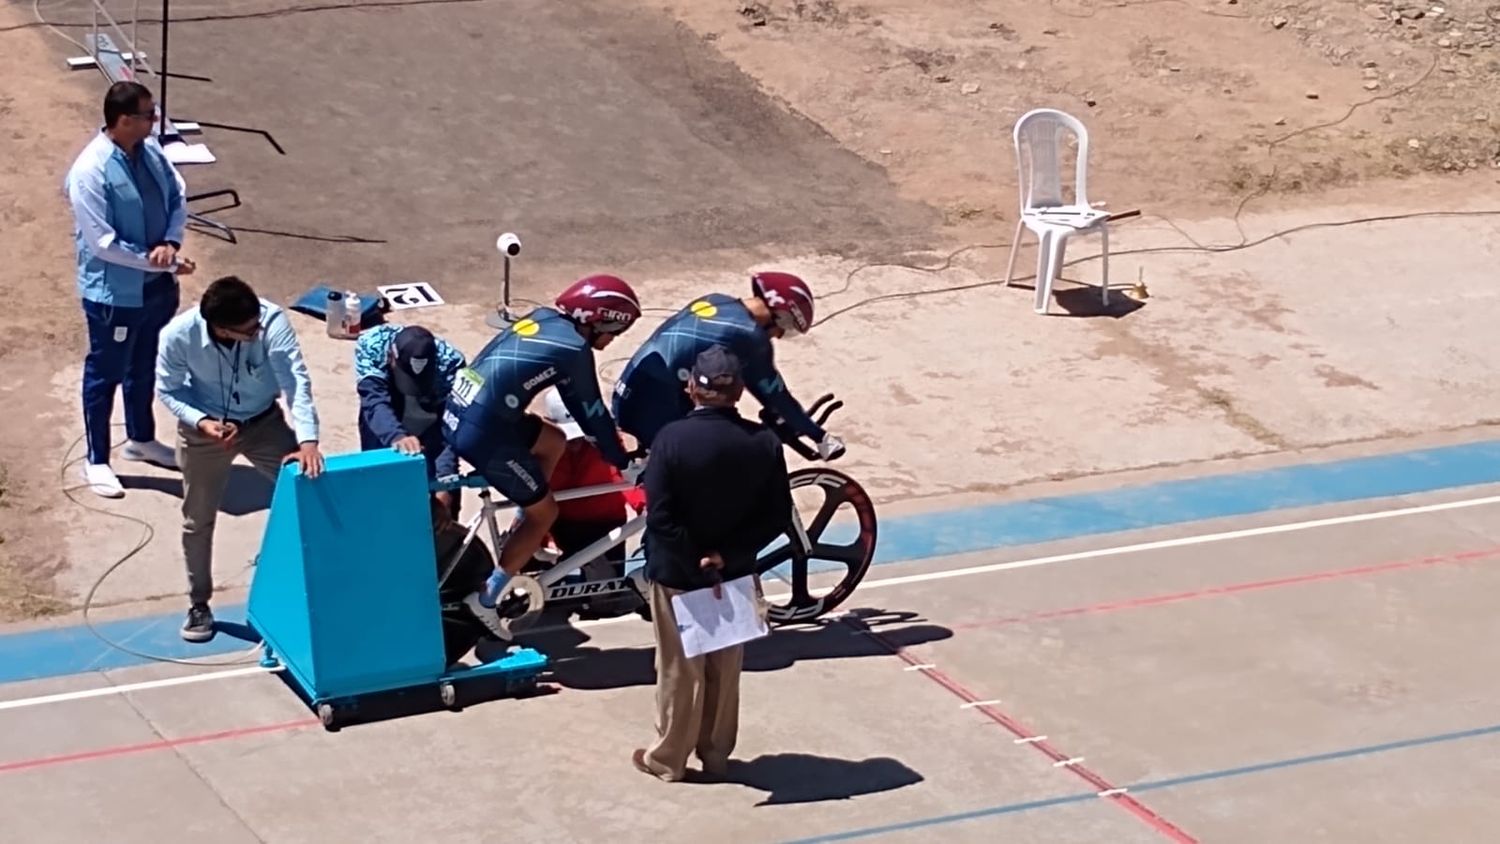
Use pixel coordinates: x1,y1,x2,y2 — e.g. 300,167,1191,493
755,468,878,624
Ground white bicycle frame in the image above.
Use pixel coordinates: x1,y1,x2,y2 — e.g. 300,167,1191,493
439,478,639,590
437,474,815,599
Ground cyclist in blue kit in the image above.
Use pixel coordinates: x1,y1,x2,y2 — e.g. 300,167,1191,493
443,274,644,638
612,270,845,459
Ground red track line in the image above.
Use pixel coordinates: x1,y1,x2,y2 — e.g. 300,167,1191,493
951,545,1500,632
0,718,319,775
852,622,1197,843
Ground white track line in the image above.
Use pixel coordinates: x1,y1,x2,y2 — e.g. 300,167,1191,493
0,665,279,712
7,493,1498,712
430,494,1500,633
770,492,1500,598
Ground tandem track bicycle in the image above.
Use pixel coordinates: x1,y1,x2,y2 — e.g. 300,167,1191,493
430,393,879,653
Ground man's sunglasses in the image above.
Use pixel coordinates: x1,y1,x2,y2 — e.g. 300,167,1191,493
214,319,262,340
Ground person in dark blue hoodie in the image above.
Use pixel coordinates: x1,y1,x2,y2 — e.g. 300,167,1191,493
354,323,467,518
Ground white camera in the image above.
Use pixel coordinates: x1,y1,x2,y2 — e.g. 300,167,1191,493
496,232,522,257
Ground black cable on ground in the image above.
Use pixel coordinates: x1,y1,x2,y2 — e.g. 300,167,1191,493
59,427,263,666
814,209,1500,327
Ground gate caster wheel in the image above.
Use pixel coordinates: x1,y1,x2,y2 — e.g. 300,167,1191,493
440,682,458,709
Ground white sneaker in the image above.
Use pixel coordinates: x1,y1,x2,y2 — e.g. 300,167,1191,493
121,439,178,469
83,463,125,499
462,592,514,642
531,544,562,566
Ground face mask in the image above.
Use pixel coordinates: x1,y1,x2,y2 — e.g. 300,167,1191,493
390,364,441,434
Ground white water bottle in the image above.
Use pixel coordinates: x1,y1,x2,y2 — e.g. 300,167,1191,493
325,290,346,338
344,290,362,337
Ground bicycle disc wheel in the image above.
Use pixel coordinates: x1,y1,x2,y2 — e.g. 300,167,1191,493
755,468,878,624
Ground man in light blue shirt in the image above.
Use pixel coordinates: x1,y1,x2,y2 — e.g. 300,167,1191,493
156,275,324,642
66,81,198,498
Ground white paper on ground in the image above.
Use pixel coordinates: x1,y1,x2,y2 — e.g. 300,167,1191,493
163,141,217,164
671,574,769,659
377,281,445,310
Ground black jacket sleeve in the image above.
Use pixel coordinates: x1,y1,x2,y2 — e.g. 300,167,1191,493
643,439,700,570
357,375,406,446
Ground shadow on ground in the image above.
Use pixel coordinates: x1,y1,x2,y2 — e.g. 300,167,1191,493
1005,279,1146,318
512,607,953,692
119,465,275,516
717,752,924,805
212,619,263,645
270,662,558,733
1052,284,1146,318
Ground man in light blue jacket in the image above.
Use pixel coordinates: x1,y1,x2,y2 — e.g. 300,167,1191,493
65,81,197,498
157,275,325,641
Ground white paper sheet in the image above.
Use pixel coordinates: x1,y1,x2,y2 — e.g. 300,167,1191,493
162,141,217,165
377,281,445,310
671,574,769,659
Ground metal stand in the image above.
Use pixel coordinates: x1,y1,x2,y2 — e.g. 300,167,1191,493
485,254,517,328
158,0,176,144
485,234,525,328
185,188,242,244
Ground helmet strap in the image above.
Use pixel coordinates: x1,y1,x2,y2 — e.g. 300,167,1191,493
773,309,803,336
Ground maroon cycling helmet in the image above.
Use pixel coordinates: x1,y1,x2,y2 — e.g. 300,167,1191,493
751,271,814,335
555,274,642,334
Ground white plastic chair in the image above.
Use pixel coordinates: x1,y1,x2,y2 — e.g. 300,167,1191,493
1004,108,1111,314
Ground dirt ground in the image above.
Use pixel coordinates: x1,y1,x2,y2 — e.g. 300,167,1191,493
0,0,101,618
674,0,1500,225
2,0,1499,619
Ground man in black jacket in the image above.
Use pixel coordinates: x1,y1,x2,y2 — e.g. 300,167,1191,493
632,345,792,782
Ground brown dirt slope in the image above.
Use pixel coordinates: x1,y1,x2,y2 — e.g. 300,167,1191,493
666,0,1500,232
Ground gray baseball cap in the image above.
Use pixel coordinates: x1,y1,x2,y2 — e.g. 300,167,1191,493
691,345,744,392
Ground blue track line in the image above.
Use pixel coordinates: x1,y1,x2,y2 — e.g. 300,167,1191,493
782,722,1500,842
4,439,1500,684
778,792,1102,843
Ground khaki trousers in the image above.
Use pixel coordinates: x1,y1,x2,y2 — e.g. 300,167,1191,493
642,579,748,780
176,407,297,606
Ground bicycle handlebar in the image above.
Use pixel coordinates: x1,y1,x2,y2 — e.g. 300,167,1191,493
759,392,844,462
